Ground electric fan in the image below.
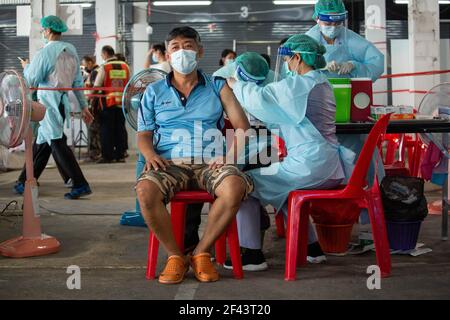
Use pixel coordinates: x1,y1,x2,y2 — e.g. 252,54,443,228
417,82,450,218
0,70,60,257
120,68,167,227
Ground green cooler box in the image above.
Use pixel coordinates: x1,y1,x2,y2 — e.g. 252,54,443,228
329,78,352,123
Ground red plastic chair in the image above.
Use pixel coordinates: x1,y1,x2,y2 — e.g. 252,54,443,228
145,190,244,280
383,133,426,177
284,114,392,281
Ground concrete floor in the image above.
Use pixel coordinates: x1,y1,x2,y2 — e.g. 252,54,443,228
0,152,450,300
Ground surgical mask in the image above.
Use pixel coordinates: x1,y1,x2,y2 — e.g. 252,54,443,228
41,33,49,44
285,56,300,77
320,25,342,39
225,58,234,66
151,53,159,64
170,49,198,75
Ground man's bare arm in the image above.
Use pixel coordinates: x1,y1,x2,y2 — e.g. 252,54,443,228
219,83,251,165
137,131,170,171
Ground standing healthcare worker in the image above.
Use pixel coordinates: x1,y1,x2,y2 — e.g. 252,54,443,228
307,0,385,247
17,15,94,199
226,34,356,269
305,0,384,81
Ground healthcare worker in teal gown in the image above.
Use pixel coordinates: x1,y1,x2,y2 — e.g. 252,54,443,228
305,0,384,81
20,15,94,199
225,34,356,269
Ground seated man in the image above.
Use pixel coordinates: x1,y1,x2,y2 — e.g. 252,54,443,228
135,26,253,284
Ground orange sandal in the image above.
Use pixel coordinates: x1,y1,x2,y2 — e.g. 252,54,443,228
158,255,189,285
190,253,219,283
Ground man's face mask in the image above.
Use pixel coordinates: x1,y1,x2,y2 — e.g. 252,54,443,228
170,49,198,75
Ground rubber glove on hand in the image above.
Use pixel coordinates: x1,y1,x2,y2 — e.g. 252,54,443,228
326,60,340,73
338,61,354,75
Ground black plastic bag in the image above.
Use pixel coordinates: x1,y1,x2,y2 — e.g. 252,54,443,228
380,176,428,222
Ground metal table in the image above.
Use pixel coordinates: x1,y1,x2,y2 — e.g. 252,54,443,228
337,119,450,240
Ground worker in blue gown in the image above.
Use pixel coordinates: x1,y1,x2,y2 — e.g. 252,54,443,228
305,0,384,82
15,15,94,199
306,0,386,244
224,34,356,270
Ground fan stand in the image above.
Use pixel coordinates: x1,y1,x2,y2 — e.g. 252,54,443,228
120,153,147,227
0,128,60,258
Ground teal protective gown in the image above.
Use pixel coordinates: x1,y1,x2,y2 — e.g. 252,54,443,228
232,70,355,210
24,41,88,145
306,25,384,82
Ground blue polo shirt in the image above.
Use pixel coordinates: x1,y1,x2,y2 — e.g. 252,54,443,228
138,71,226,160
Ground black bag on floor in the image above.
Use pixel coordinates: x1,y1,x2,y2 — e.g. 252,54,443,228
380,176,428,222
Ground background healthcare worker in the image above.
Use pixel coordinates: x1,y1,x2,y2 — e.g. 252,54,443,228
17,15,94,199
307,0,385,247
305,0,384,81
226,34,355,269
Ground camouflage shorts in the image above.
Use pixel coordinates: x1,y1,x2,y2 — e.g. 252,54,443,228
136,159,254,204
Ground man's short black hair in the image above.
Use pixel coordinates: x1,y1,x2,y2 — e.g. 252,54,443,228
82,55,95,63
152,43,166,55
165,26,201,45
102,45,115,57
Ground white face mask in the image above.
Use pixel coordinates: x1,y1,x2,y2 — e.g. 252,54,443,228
225,58,234,66
151,53,159,64
170,49,198,75
320,25,342,39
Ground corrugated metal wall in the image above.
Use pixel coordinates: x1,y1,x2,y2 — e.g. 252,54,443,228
1,2,449,76
0,7,96,73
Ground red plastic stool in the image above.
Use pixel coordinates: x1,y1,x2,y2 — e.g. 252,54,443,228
145,190,243,280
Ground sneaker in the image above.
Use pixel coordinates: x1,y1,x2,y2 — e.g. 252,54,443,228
307,242,327,264
115,158,126,163
223,247,268,271
64,184,92,200
13,182,24,195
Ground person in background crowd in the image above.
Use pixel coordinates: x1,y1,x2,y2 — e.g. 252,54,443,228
82,55,102,161
93,45,130,164
144,43,171,73
219,49,237,67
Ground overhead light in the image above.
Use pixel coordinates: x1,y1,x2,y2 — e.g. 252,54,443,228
273,0,317,5
153,1,212,6
394,0,450,4
80,3,93,8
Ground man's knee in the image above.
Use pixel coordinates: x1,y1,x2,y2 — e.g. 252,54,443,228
136,180,164,210
215,175,247,205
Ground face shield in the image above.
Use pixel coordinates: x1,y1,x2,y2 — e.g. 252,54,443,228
274,46,294,82
317,11,348,42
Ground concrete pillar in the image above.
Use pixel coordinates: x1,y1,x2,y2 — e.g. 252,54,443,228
365,0,387,106
132,4,150,74
95,0,119,64
29,0,59,59
408,0,440,108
